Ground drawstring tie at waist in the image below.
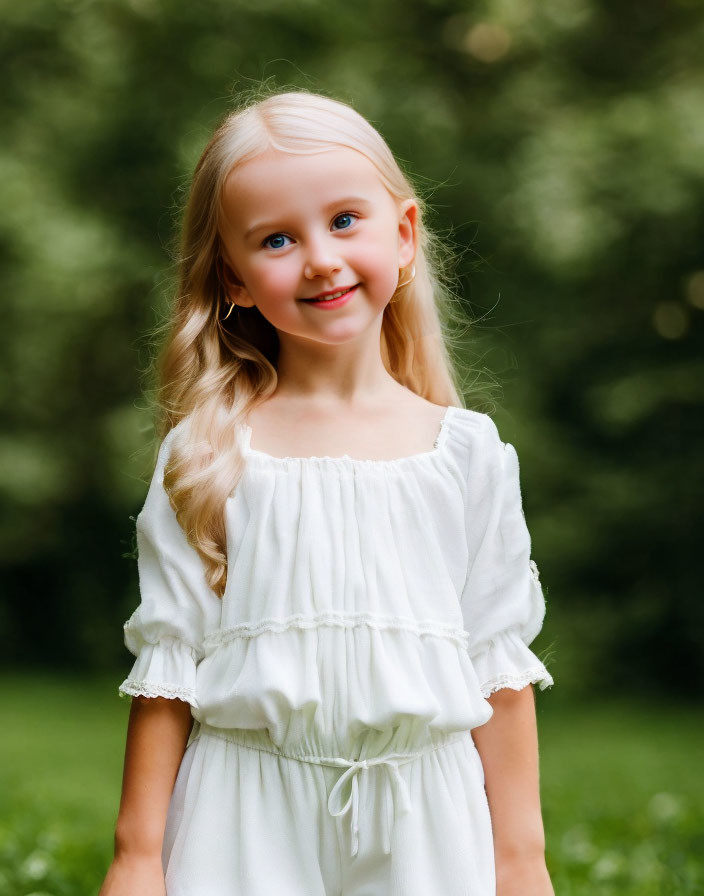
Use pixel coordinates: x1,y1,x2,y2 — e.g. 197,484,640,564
194,723,467,860
327,753,414,857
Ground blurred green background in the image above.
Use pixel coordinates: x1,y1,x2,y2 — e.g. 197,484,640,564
1,0,702,892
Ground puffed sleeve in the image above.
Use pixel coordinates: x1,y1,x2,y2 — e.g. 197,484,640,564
118,423,222,706
461,416,554,698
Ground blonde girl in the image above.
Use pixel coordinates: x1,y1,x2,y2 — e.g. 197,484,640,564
100,89,555,896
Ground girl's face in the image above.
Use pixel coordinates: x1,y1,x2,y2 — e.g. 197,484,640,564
218,146,417,344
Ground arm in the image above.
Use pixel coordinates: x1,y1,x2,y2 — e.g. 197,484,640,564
458,418,555,890
103,422,221,893
472,685,554,896
100,696,193,894
115,696,193,855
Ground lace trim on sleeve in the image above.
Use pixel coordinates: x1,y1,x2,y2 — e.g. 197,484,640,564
480,666,554,698
118,679,197,704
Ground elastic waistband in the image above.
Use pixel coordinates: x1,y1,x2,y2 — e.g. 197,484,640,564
193,721,469,767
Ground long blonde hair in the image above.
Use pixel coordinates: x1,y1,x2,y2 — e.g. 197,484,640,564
150,88,473,598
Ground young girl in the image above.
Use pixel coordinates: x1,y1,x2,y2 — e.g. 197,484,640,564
100,89,555,896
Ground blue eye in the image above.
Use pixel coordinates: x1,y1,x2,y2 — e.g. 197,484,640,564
262,233,291,250
332,213,357,230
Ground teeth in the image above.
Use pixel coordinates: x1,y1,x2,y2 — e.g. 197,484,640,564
314,288,350,301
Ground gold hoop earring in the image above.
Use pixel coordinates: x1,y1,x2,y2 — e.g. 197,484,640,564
390,264,416,303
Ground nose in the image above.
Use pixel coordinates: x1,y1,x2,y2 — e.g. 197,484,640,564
303,234,342,280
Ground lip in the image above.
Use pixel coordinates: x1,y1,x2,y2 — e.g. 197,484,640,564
300,284,359,309
302,284,359,301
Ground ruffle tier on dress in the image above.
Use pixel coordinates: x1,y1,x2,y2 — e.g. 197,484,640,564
120,405,554,757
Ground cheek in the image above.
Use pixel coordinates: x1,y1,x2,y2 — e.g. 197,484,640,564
353,240,400,298
249,259,297,300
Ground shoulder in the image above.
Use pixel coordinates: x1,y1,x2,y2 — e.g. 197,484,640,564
441,406,509,482
138,419,193,532
445,406,504,450
140,417,193,498
157,416,193,461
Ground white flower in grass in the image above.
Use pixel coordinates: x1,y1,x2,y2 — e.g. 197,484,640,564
629,841,663,885
20,850,51,880
590,850,627,882
561,824,597,863
648,791,685,826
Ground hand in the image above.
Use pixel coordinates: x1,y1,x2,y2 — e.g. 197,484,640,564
496,854,555,896
98,852,166,896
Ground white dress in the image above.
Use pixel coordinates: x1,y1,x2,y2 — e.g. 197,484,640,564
119,405,554,896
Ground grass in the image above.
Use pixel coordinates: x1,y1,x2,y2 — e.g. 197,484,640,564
538,693,704,894
0,675,701,894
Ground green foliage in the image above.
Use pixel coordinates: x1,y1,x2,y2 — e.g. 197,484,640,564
1,0,702,694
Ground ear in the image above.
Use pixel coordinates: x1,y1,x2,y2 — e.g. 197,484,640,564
397,199,419,269
218,254,256,308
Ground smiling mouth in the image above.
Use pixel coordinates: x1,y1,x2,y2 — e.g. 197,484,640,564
301,284,360,303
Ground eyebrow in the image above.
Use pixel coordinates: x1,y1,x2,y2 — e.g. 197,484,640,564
243,196,373,240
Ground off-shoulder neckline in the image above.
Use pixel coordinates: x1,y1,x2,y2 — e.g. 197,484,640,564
241,405,459,468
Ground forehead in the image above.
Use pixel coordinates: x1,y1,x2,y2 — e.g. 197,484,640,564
222,146,390,225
